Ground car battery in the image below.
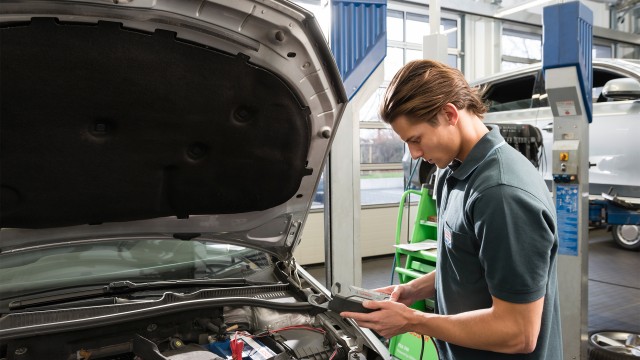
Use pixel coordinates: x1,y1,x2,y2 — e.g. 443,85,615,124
207,337,276,360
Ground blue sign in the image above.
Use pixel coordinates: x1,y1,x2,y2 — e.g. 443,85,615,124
556,184,579,256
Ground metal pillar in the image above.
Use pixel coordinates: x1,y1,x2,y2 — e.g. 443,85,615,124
325,65,384,289
327,0,387,289
463,16,501,80
422,0,448,62
543,3,593,359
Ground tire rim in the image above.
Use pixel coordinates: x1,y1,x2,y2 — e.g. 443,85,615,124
590,331,640,356
616,225,640,246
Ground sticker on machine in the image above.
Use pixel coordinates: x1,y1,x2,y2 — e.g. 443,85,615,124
555,100,577,116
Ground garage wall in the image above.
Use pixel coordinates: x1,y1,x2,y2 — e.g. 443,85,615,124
294,204,418,265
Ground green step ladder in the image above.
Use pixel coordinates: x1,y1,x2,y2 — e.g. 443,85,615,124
389,186,439,360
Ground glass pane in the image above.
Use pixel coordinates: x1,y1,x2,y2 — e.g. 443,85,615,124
0,239,272,297
361,170,404,205
359,87,385,122
385,47,404,81
592,69,629,102
447,54,458,69
311,171,325,209
406,49,423,63
617,43,640,59
502,34,541,61
387,10,404,42
406,13,429,44
593,44,612,58
443,18,458,48
360,128,404,164
482,75,536,112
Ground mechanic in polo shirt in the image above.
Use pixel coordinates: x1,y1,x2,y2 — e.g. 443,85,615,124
340,60,562,360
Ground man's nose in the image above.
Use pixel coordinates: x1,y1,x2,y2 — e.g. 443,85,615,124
408,144,423,160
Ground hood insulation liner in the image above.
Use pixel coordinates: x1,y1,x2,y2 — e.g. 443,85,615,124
1,18,311,229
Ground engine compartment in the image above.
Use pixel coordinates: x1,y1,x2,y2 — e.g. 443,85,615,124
0,262,384,360
1,303,367,360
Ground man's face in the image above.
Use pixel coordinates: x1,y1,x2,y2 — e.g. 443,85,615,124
390,112,461,169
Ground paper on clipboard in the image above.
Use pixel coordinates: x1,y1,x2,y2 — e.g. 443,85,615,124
394,241,438,252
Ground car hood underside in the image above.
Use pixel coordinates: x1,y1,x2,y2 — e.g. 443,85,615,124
0,1,346,259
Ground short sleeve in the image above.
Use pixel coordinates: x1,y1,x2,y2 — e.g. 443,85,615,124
471,185,556,304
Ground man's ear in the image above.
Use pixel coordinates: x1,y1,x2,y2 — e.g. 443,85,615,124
442,103,460,126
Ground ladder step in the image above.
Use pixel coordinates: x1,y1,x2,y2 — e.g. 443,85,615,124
410,261,435,273
418,220,438,227
395,267,426,280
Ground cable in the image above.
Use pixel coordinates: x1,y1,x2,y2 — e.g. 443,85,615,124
328,346,339,360
420,335,425,360
253,324,327,338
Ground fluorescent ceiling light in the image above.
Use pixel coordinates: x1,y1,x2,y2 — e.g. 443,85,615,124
442,27,458,35
494,0,554,18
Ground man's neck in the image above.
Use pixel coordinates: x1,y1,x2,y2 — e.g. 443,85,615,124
456,115,489,162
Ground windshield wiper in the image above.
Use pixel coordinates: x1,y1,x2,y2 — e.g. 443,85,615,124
8,278,277,311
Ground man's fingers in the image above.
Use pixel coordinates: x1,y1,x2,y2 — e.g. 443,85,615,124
340,311,368,321
362,300,381,309
373,286,394,295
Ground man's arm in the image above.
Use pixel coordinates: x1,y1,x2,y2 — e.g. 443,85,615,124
342,295,544,354
406,270,436,300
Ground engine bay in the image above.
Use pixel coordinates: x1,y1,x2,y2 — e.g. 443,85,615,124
1,301,373,360
0,262,385,360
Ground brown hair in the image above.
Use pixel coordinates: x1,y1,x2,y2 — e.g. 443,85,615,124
380,60,487,125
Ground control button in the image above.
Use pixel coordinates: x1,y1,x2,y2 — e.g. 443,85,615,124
560,163,567,172
560,152,569,161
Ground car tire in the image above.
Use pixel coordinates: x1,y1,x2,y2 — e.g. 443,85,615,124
612,225,640,251
588,330,640,360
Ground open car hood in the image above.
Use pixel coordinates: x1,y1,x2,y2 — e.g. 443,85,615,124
0,0,347,260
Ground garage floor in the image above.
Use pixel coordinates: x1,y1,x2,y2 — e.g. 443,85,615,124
303,228,640,333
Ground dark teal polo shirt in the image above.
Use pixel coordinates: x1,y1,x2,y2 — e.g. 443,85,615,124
433,127,562,359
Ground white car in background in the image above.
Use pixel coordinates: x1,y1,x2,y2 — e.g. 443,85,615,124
471,59,640,250
0,1,388,360
471,58,640,198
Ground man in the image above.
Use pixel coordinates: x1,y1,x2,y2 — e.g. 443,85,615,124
340,60,562,359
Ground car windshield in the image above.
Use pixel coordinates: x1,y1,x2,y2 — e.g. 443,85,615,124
0,238,273,299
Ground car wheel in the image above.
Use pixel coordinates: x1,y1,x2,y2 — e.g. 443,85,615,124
588,330,640,360
612,225,640,251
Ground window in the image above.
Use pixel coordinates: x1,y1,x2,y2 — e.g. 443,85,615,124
357,4,461,206
406,13,429,44
482,75,537,112
501,28,541,71
617,43,640,59
593,44,613,58
592,68,635,102
387,10,404,42
361,169,405,206
385,47,405,81
360,129,404,164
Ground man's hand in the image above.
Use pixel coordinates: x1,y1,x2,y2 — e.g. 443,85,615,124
340,300,417,338
373,284,415,306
